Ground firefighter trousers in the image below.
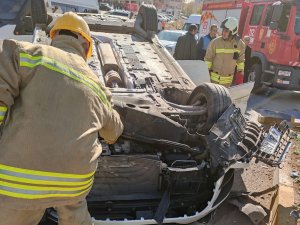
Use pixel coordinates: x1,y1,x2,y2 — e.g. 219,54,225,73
210,72,233,88
0,200,93,225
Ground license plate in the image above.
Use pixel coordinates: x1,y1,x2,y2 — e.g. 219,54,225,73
278,70,291,77
259,127,281,155
277,79,290,84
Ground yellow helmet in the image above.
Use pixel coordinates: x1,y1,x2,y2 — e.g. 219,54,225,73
50,12,92,58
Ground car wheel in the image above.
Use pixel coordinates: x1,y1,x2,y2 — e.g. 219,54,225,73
247,70,256,82
250,63,263,92
31,0,48,28
186,83,232,134
138,4,158,33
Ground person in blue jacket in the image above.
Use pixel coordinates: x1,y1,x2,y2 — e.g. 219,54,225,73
196,24,218,60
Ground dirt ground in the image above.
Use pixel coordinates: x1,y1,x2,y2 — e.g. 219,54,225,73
290,135,300,224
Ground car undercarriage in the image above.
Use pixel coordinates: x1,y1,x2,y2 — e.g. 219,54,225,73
1,1,292,224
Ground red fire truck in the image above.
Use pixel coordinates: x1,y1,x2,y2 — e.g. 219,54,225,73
238,0,300,91
200,0,244,36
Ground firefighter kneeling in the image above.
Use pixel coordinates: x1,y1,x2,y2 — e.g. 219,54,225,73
205,17,245,87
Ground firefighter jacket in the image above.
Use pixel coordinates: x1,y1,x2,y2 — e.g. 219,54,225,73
173,32,197,60
204,36,245,86
0,36,124,209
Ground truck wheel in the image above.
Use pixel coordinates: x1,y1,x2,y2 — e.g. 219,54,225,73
187,83,232,134
251,64,263,92
138,4,158,33
31,0,48,28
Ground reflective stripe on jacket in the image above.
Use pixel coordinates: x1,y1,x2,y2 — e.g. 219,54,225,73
0,37,123,209
204,36,245,76
0,106,7,125
0,163,94,199
210,72,233,85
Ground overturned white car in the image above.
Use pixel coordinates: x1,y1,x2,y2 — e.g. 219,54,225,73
0,1,292,225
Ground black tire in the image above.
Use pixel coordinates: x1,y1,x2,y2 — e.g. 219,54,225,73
31,0,48,28
138,4,158,33
187,83,232,134
251,63,263,92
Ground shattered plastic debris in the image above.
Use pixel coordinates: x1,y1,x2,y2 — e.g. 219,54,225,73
290,170,299,178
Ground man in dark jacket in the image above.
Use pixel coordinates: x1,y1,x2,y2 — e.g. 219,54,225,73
196,24,218,60
173,24,198,60
243,36,252,83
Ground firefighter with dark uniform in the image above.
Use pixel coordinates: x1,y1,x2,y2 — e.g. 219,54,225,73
0,12,123,225
204,17,245,87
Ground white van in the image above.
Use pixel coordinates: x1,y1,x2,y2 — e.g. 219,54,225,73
50,0,99,13
182,14,201,31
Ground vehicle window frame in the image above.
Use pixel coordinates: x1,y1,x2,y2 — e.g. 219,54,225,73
250,5,264,25
295,16,300,35
263,4,273,26
277,4,291,33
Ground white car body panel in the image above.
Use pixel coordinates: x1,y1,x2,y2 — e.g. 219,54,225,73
0,25,33,42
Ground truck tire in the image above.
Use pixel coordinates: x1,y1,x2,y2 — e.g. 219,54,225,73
31,0,48,28
187,83,232,134
251,64,263,92
138,4,158,33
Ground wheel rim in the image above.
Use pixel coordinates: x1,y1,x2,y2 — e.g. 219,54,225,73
248,71,256,82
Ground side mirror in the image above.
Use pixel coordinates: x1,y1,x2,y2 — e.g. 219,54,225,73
269,21,278,30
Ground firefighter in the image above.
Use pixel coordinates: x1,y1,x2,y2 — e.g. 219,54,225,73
0,12,123,225
204,17,245,87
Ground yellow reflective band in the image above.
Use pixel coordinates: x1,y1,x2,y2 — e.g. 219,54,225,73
0,106,7,112
0,163,94,179
0,163,95,186
0,105,6,123
216,49,240,54
0,179,93,192
210,73,219,82
237,62,245,71
0,187,90,199
205,61,212,69
0,106,7,121
0,174,92,187
210,72,233,84
220,77,233,83
19,53,111,110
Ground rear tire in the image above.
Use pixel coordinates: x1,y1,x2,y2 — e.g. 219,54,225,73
31,0,48,28
251,64,263,93
138,4,158,33
187,83,232,134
